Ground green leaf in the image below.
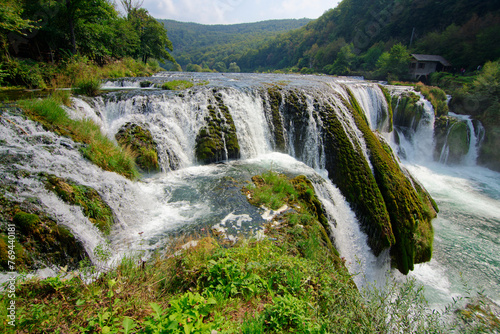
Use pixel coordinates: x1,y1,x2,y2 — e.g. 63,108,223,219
122,317,136,334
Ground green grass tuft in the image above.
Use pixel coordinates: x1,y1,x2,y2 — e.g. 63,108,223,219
161,80,194,90
19,97,139,179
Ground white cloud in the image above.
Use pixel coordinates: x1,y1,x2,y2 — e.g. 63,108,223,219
142,0,341,24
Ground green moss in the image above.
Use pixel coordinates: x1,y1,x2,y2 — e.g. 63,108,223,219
161,80,194,90
115,122,160,173
320,97,395,255
267,87,286,151
0,208,87,271
415,83,449,117
378,85,394,132
45,175,115,235
391,91,425,132
195,90,240,164
347,89,437,274
245,171,339,258
19,97,139,179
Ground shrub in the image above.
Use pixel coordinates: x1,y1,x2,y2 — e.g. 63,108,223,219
73,78,102,96
161,80,194,90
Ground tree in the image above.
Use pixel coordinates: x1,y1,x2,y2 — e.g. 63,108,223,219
129,8,175,64
328,43,356,75
228,62,240,72
376,43,411,80
0,0,34,56
120,0,144,16
213,61,227,72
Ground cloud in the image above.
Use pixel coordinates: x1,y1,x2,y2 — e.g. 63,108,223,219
142,0,340,24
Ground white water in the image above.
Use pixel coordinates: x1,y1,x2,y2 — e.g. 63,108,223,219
0,74,392,290
386,90,500,309
3,73,497,309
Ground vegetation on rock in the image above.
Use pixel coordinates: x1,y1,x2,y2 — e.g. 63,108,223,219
44,175,115,235
346,89,437,274
0,193,87,271
19,96,139,179
195,90,240,164
115,123,160,173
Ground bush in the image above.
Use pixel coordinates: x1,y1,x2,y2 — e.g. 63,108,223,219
73,78,102,96
161,80,194,90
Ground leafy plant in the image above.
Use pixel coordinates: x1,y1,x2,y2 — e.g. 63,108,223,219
144,292,217,334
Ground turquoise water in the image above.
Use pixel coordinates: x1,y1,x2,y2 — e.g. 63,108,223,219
405,163,500,309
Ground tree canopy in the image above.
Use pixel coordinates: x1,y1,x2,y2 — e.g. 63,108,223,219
1,0,175,65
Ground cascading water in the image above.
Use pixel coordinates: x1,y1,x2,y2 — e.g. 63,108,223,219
1,73,397,290
384,86,500,309
438,112,485,166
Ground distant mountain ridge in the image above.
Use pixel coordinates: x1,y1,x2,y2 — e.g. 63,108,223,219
158,18,311,70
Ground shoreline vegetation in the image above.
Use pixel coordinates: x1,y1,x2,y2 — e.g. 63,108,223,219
1,171,498,333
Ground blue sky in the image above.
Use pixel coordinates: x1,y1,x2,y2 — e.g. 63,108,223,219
140,0,342,24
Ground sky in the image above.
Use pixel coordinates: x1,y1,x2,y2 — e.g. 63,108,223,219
140,0,342,25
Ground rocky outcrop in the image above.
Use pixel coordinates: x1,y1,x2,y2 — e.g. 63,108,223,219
195,90,240,164
45,175,115,235
263,86,438,274
115,122,161,173
0,192,87,271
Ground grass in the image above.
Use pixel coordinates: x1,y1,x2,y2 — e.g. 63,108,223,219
19,96,139,180
1,56,163,90
73,78,102,97
160,80,195,90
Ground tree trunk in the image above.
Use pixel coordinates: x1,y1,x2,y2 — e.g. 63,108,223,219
66,0,77,54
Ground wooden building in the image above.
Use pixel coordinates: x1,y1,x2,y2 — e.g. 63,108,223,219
409,54,451,80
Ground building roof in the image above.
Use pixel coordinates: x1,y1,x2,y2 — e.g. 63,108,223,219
411,54,451,66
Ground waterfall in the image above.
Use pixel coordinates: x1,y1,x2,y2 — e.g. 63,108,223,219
1,74,418,289
439,112,485,166
349,83,390,132
390,91,436,164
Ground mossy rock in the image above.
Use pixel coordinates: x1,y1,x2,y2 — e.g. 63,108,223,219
434,116,470,163
115,122,160,172
266,87,286,152
347,89,437,274
195,90,240,164
0,206,87,271
245,172,339,259
320,97,395,256
391,91,425,132
378,85,394,132
45,175,115,235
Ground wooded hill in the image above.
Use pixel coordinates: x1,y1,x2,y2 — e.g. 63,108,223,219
159,19,310,72
180,0,500,75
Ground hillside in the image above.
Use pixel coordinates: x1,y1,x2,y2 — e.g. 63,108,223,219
159,19,311,71
236,0,500,73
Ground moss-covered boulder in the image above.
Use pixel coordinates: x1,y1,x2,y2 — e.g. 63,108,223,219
391,91,425,132
44,175,115,235
115,122,160,173
195,90,240,164
346,89,437,274
434,116,470,164
0,194,87,271
320,97,395,256
266,87,286,152
245,172,339,259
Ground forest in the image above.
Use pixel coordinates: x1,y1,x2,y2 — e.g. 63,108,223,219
0,0,176,89
159,19,310,72
232,0,500,77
